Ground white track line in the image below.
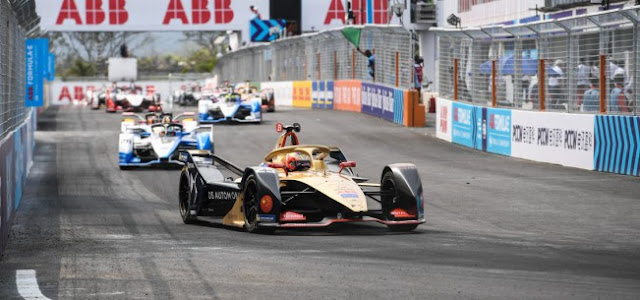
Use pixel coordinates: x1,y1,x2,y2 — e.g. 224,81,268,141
16,269,51,300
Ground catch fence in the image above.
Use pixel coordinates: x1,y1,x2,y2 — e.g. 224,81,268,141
433,6,640,115
1,0,29,141
215,25,414,89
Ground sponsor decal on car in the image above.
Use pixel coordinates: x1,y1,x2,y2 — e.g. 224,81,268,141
208,191,238,200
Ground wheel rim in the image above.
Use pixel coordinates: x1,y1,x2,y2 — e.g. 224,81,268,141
244,184,258,226
179,178,189,218
382,177,398,220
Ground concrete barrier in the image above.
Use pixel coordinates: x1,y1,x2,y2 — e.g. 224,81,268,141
435,98,639,177
0,109,36,256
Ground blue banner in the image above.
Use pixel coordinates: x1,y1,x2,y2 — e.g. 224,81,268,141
483,107,512,155
47,53,55,81
325,81,334,110
594,115,640,176
393,89,404,125
361,83,390,118
381,86,395,122
451,102,476,148
25,38,49,107
312,81,334,109
250,19,286,42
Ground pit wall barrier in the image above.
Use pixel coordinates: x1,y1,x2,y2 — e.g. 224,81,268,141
264,79,423,127
436,98,640,177
0,109,36,255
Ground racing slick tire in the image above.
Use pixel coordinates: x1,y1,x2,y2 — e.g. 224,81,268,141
242,175,275,234
381,171,419,232
179,174,197,224
119,166,134,170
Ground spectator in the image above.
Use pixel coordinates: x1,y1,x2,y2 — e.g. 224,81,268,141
548,59,565,109
357,47,375,80
577,57,590,106
250,5,261,20
582,76,600,112
610,74,629,112
413,55,424,92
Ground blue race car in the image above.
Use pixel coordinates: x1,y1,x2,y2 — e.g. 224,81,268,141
118,113,214,169
198,91,262,124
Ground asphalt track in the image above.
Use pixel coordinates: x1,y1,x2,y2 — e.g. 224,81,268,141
1,105,639,299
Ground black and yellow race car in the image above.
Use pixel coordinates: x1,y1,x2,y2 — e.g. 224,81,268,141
177,123,425,233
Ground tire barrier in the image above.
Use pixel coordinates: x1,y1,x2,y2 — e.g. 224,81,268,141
0,110,36,255
437,98,640,177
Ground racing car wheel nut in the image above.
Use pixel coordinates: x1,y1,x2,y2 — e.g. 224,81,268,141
260,195,273,213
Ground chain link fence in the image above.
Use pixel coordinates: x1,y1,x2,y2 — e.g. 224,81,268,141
215,25,413,89
433,6,640,115
1,0,29,141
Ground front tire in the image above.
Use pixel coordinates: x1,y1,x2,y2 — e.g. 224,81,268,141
179,174,197,224
381,171,418,232
242,176,274,234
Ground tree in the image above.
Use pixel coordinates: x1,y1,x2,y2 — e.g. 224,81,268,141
49,32,154,75
181,32,223,54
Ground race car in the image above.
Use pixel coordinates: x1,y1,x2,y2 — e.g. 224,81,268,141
118,112,213,169
260,88,276,112
198,91,262,123
177,123,425,233
107,83,162,113
88,85,108,109
174,83,204,107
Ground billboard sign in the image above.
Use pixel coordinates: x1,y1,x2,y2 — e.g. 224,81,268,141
25,38,49,107
511,110,594,170
36,0,269,31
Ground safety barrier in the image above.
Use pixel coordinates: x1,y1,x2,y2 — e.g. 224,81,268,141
266,79,423,128
0,109,36,255
436,98,639,176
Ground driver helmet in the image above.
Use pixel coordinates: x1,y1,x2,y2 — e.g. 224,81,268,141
284,152,311,172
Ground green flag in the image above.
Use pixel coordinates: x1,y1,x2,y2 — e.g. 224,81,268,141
341,27,361,48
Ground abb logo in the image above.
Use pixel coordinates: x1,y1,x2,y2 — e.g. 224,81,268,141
56,0,128,25
163,0,234,24
439,106,448,134
57,85,157,102
324,0,388,25
58,85,96,102
55,0,235,25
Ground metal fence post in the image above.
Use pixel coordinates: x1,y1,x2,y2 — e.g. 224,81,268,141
395,51,399,87
454,58,459,101
491,60,497,107
539,59,546,111
599,54,607,114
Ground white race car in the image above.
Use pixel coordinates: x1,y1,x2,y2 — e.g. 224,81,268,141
118,112,213,169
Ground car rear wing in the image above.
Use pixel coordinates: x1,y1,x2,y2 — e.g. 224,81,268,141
178,150,243,177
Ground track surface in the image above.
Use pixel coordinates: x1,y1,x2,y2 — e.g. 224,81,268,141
1,106,640,299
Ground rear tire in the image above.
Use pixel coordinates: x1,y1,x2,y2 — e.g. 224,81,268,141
179,175,197,224
381,171,418,232
242,176,274,234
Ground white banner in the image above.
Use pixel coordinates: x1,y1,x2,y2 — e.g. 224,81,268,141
261,81,292,107
49,80,202,106
511,110,595,170
302,0,391,31
36,0,269,32
435,98,452,142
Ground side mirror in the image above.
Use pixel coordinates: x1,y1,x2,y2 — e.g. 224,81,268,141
178,151,189,164
339,161,356,174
